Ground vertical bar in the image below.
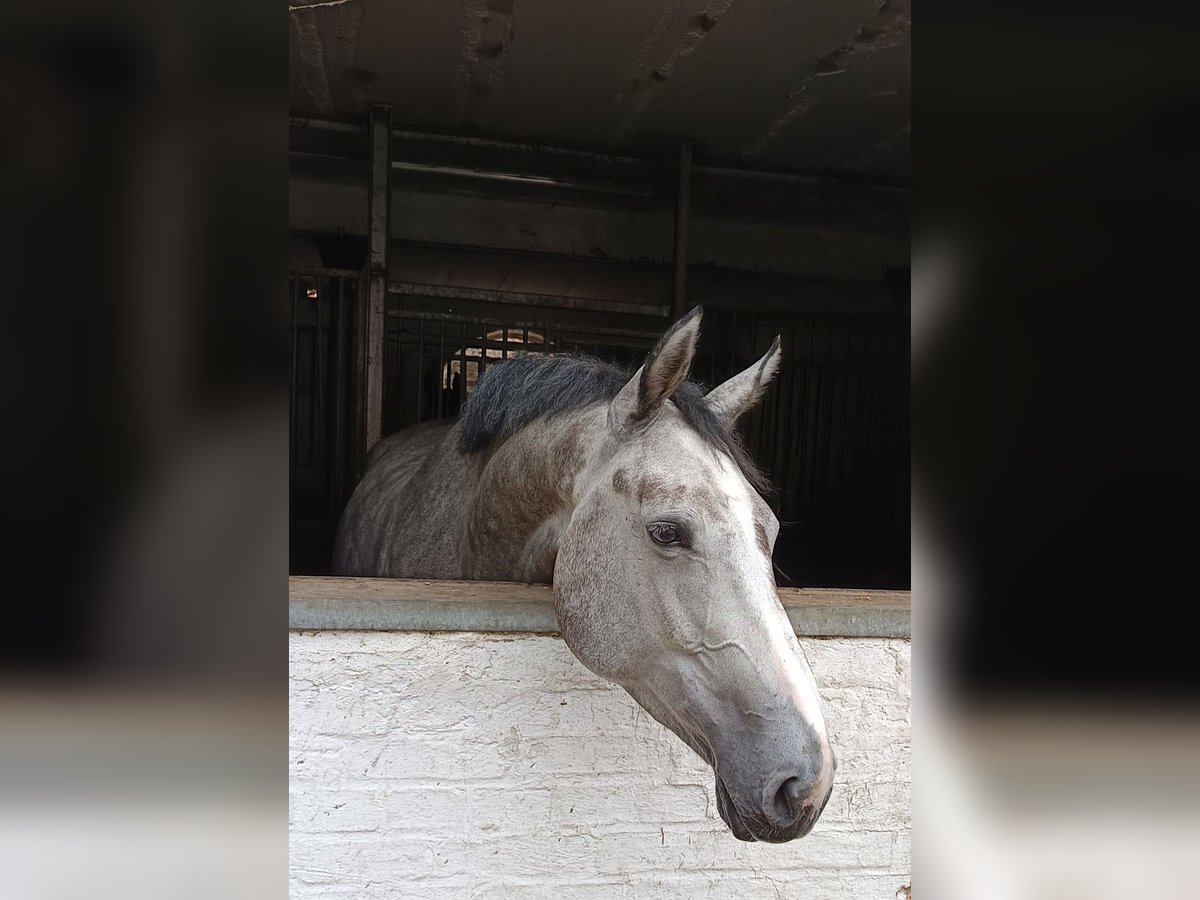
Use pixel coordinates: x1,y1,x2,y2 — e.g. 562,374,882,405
748,312,760,452
671,138,693,320
350,272,364,474
315,278,326,470
289,275,299,453
729,309,738,377
472,324,482,381
362,103,392,470
835,321,852,495
817,321,835,509
846,318,864,488
416,317,425,422
800,315,815,510
437,322,446,418
400,321,410,427
867,321,884,518
708,315,716,387
305,280,316,467
778,313,798,512
459,323,468,405
330,276,347,515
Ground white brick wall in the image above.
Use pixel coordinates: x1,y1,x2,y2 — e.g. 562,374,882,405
290,632,910,899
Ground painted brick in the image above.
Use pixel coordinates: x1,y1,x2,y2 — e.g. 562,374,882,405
291,632,911,898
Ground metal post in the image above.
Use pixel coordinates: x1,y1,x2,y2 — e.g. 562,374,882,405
363,104,392,470
671,138,693,320
329,276,347,516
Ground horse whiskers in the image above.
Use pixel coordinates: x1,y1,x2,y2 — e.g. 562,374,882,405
670,706,716,767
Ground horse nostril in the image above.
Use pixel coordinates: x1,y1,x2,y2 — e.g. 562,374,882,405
771,776,805,823
785,777,805,804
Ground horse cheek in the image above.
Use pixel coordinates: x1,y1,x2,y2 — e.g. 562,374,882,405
553,502,638,682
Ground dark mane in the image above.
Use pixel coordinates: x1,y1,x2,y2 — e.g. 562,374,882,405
459,354,771,496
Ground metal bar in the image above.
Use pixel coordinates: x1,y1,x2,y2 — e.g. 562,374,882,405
749,311,761,450
400,321,410,427
671,138,693,320
289,275,299,455
363,103,392,462
729,310,738,374
777,314,798,506
416,317,425,422
384,307,662,341
817,322,835,507
315,278,326,470
392,128,645,166
288,577,912,639
800,316,815,510
289,266,362,279
290,150,358,167
693,164,910,194
437,322,446,418
830,325,847,492
708,321,716,387
348,271,365,478
290,116,367,134
330,276,347,515
388,236,677,279
292,116,908,194
478,322,489,378
868,324,886,512
845,319,863,485
306,285,316,467
387,281,669,318
459,323,468,405
390,160,654,198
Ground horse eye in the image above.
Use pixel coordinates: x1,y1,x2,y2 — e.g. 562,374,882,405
647,522,682,546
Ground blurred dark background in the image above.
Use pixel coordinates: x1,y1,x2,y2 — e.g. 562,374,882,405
0,3,285,897
0,2,285,677
916,2,1200,702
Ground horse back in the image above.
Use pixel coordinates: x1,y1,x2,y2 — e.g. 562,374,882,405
333,418,467,577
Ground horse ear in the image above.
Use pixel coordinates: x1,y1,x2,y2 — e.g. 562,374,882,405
608,306,703,433
705,334,783,428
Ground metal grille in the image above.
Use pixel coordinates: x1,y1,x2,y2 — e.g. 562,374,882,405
289,268,359,571
699,311,909,588
290,274,908,587
383,296,660,435
379,294,908,589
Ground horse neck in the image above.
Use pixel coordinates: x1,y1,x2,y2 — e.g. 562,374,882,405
465,404,605,582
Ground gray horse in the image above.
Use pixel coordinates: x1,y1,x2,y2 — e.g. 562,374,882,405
334,307,835,842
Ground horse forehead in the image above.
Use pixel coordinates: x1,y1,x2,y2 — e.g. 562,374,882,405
620,469,725,510
614,434,753,514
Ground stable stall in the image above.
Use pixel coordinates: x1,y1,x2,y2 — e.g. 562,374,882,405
289,0,910,893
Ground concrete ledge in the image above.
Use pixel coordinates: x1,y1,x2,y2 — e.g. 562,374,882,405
289,576,910,639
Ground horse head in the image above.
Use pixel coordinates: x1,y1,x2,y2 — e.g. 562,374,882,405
554,308,836,842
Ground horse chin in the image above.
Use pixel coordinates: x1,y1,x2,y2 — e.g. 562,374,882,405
715,776,757,842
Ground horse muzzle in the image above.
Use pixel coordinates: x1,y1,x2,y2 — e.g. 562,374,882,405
715,753,837,843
